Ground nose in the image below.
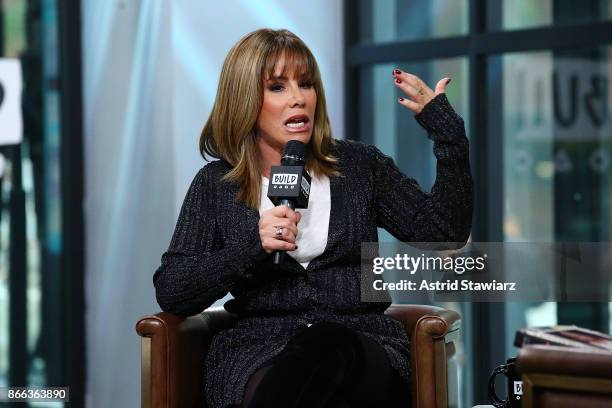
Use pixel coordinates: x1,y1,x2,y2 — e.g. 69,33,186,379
289,84,305,107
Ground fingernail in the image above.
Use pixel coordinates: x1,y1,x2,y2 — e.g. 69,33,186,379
398,97,405,102
395,78,401,84
446,77,452,84
393,69,401,75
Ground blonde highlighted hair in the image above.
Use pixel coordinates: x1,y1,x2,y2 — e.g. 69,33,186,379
200,28,338,209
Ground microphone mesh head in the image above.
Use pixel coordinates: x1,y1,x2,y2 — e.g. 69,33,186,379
282,140,307,164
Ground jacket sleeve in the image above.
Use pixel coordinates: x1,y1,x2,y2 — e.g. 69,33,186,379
368,93,473,244
152,166,264,317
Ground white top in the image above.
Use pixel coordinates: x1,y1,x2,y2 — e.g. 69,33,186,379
260,174,330,268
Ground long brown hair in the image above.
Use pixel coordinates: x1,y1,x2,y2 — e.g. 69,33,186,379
200,28,338,209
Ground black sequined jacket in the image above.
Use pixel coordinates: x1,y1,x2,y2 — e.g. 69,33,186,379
153,93,473,408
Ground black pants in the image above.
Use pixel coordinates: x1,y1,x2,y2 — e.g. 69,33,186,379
236,321,412,408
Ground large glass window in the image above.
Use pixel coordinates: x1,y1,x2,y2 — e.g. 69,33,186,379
499,47,612,244
348,1,612,406
495,46,612,358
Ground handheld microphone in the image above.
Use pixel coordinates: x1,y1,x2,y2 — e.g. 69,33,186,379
267,140,311,265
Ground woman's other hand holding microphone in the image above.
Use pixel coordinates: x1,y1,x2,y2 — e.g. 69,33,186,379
259,205,301,254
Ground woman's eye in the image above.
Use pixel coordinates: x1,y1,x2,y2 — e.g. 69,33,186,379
267,81,312,92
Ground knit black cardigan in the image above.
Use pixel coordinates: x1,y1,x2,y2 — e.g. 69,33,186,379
153,93,473,408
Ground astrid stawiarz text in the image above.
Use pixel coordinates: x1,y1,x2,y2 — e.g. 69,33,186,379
372,279,517,292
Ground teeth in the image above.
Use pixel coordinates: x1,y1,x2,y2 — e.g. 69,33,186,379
287,121,305,128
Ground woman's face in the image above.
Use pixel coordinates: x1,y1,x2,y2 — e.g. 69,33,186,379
256,55,317,154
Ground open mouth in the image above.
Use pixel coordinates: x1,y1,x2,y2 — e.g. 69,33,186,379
284,115,310,132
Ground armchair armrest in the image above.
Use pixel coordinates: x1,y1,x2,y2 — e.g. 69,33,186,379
386,304,461,408
135,307,237,408
385,304,460,339
517,345,612,378
516,345,612,408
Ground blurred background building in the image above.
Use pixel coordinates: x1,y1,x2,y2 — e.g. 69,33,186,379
0,0,611,406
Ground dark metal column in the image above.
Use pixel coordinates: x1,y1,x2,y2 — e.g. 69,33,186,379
469,0,507,405
4,0,28,397
57,0,86,406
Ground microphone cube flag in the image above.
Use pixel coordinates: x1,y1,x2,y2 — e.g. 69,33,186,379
267,165,311,209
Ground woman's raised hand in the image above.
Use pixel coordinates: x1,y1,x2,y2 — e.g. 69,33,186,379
392,69,451,115
259,205,302,254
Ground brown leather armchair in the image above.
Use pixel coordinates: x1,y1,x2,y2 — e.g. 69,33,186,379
516,344,612,408
136,304,460,408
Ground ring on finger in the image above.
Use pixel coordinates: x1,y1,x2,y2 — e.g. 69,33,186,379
274,226,284,238
418,87,425,95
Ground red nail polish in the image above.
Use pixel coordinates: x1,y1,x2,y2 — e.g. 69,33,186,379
398,97,404,102
393,69,401,75
395,78,401,84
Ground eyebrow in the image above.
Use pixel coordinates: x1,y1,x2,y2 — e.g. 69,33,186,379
266,75,288,81
266,74,311,82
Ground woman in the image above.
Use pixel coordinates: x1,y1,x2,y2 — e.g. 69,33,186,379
153,28,473,408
